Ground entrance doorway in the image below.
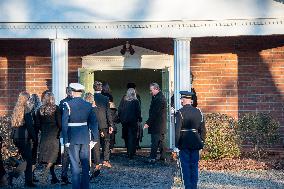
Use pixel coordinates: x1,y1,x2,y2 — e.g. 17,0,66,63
79,43,174,148
94,69,162,147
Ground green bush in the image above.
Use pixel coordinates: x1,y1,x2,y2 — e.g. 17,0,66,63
238,112,280,159
203,113,240,160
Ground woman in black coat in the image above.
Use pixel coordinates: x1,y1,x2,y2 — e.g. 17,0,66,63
118,88,142,159
9,91,37,187
28,94,41,182
35,92,61,184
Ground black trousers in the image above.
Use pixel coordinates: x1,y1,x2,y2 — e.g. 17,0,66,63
31,138,38,165
14,139,33,184
150,134,166,160
92,128,110,163
122,122,138,157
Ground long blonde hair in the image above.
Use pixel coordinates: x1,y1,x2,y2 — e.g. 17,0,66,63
11,91,30,127
40,92,56,116
125,88,137,101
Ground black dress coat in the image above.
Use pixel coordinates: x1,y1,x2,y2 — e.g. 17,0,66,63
94,93,113,130
118,99,142,124
35,106,61,163
175,104,206,150
11,112,36,142
146,91,167,134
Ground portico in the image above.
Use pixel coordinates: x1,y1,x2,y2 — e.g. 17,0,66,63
1,0,284,150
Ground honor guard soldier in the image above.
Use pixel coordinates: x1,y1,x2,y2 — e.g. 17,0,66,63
62,83,98,189
174,91,206,189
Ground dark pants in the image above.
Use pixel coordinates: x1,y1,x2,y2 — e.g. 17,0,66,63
150,134,166,160
100,129,110,161
122,126,128,148
14,139,33,184
31,138,38,165
179,149,199,189
50,164,57,180
109,132,116,149
61,146,70,179
92,142,100,165
69,144,90,189
122,122,138,158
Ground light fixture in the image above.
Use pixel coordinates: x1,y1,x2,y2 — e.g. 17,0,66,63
120,41,135,55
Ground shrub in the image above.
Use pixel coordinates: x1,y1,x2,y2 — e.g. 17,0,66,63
0,116,18,160
238,112,280,159
202,113,240,160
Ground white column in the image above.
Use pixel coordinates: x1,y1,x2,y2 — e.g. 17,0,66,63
51,39,68,104
174,38,191,111
171,38,191,148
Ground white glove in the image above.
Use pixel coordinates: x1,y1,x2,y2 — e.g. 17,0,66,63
173,147,180,153
65,143,70,148
90,141,97,149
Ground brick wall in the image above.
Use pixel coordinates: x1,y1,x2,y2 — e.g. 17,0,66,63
0,37,283,150
191,36,284,150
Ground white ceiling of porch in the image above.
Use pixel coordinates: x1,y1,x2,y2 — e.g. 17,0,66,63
0,0,284,22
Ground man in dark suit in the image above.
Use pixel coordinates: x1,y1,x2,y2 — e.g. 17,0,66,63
174,91,206,189
62,83,98,189
144,83,167,163
93,81,114,168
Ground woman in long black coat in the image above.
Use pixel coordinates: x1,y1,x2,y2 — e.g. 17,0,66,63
118,88,142,159
35,92,61,184
27,94,41,182
9,91,37,187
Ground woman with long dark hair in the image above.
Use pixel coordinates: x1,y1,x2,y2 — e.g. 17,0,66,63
118,88,142,159
28,94,41,182
9,91,37,187
35,92,61,184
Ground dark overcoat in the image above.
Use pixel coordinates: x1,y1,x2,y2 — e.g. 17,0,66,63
146,91,167,134
35,106,61,163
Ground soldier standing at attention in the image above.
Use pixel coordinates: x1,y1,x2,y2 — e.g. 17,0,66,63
174,91,206,189
62,83,98,189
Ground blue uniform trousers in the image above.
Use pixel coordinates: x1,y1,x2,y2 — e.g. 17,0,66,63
179,149,200,189
69,144,90,189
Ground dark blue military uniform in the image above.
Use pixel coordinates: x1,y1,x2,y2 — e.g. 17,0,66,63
62,94,98,189
175,91,206,189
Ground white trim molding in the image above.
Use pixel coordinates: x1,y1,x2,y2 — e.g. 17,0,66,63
0,18,284,39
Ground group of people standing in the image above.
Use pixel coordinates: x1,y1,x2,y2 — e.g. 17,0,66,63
0,79,206,189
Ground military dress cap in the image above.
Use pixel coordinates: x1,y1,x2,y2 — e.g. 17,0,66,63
179,91,195,99
69,83,85,92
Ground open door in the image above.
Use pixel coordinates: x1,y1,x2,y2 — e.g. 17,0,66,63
78,68,95,94
162,67,173,148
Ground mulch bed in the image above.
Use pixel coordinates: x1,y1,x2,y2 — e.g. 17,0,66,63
199,156,284,171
